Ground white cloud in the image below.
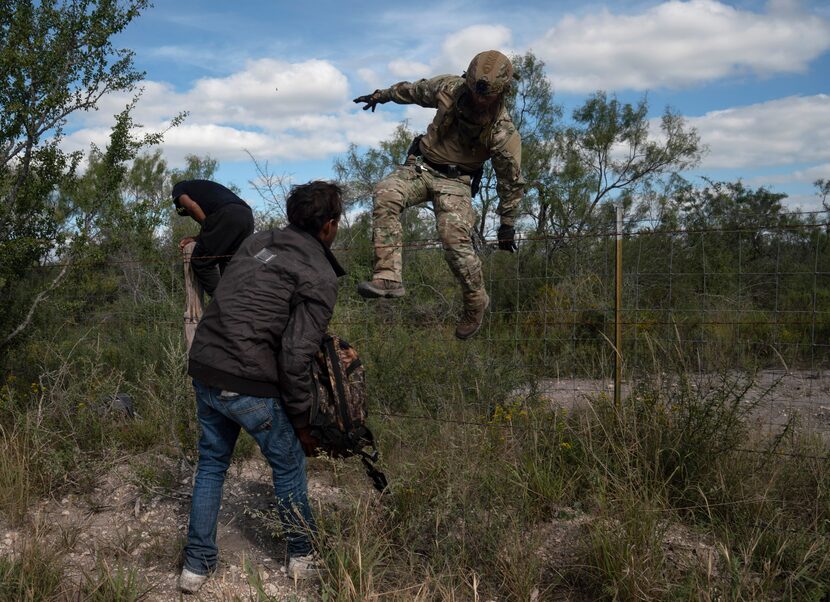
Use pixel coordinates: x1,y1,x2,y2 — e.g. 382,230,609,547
161,124,275,160
745,162,830,189
436,25,514,74
789,162,830,183
81,58,350,131
62,127,113,155
771,191,824,211
62,57,408,166
357,67,382,91
388,59,431,79
343,114,401,148
188,58,348,125
535,0,830,92
690,94,830,169
402,106,434,133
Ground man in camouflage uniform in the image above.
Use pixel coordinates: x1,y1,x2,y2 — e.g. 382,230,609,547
353,50,523,339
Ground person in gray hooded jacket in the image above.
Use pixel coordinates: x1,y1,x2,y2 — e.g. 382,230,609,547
180,181,344,593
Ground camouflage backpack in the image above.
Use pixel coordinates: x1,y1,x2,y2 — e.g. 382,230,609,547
310,334,387,492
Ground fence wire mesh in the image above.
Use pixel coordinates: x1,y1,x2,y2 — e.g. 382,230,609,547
12,211,830,453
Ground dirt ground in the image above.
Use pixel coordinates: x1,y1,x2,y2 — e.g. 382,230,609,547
0,456,345,601
535,369,830,440
2,369,827,600
0,457,721,602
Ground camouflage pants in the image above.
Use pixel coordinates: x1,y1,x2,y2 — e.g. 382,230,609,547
372,158,485,300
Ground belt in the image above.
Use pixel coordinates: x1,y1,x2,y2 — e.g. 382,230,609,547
418,157,475,178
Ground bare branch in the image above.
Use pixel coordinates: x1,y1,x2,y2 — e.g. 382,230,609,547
1,261,71,348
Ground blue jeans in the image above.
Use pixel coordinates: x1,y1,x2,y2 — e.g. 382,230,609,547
184,379,316,575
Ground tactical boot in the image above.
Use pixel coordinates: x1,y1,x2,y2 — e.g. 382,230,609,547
455,292,490,340
357,278,406,299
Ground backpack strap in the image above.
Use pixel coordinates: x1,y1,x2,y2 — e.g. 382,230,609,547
361,455,388,493
358,448,388,493
345,358,362,376
320,334,387,493
357,427,387,493
322,335,352,432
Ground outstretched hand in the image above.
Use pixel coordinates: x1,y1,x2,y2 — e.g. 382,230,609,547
353,91,382,112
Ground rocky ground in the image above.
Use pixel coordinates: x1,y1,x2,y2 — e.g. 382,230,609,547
1,458,720,601
2,369,826,600
535,369,830,440
0,454,342,601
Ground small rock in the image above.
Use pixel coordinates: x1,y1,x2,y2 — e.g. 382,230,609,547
266,583,280,596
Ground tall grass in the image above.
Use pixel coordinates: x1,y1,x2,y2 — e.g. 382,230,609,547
1,253,828,599
305,322,830,600
0,532,65,601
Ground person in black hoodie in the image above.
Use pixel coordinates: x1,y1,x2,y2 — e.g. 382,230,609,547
173,179,255,295
179,181,344,593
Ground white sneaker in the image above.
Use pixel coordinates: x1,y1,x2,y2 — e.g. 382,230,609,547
179,567,208,594
287,553,321,580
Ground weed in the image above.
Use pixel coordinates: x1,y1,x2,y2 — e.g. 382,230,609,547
80,559,149,601
242,555,282,601
0,532,65,601
316,497,390,601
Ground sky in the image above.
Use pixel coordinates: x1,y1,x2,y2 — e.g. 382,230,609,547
64,0,830,211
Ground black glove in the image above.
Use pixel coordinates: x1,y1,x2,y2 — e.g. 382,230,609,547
353,90,383,112
497,224,517,252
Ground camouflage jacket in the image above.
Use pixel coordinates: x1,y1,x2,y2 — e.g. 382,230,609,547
377,75,524,225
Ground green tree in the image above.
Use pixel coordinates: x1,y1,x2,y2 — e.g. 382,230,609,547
246,151,291,229
124,149,171,242
169,153,219,184
815,178,830,212
481,53,700,249
676,179,795,245
478,52,561,241
666,180,807,311
0,0,171,351
548,92,702,241
333,122,414,212
66,102,176,254
332,122,435,246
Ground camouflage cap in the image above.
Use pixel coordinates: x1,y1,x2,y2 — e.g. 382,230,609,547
465,50,513,96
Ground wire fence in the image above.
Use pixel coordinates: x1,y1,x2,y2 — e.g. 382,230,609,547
11,210,830,453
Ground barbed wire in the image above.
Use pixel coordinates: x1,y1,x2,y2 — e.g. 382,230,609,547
6,214,829,469
375,409,830,465
14,218,830,271
49,313,830,330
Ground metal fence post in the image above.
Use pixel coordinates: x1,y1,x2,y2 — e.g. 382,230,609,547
615,203,623,407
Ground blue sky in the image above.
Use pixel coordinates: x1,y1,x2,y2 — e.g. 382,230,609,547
66,0,830,210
